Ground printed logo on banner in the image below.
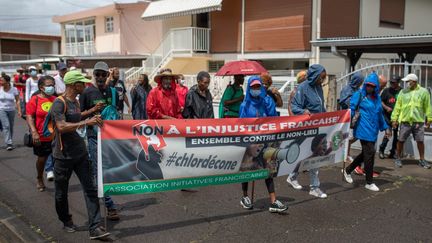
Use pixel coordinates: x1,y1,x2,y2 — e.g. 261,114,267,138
133,120,167,159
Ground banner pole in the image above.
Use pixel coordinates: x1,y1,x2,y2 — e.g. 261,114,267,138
97,129,107,228
251,181,255,205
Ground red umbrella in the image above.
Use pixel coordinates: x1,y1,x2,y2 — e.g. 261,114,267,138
215,60,267,76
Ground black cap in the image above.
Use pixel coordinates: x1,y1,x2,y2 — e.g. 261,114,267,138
390,75,401,82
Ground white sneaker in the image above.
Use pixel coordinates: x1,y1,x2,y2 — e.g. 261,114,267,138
341,169,353,184
309,188,327,199
286,177,303,190
365,183,380,192
47,171,54,181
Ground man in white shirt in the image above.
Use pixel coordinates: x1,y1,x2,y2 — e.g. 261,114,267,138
54,63,67,95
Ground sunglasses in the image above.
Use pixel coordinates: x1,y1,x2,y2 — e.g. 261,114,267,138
94,72,108,78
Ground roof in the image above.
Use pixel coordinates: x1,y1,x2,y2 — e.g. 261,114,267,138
142,0,222,20
52,2,147,23
0,31,60,41
311,33,432,47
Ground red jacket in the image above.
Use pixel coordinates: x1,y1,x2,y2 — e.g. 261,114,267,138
147,80,183,119
176,84,188,109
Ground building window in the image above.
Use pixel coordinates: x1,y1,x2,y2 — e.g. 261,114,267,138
380,0,405,29
208,60,224,73
105,16,114,33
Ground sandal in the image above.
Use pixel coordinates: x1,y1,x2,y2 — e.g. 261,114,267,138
37,178,46,192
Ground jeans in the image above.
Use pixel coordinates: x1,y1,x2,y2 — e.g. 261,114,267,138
44,154,54,172
88,136,115,210
54,155,101,231
289,168,320,190
379,127,398,155
346,140,376,184
0,110,15,145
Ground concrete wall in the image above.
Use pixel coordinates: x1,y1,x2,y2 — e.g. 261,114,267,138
119,5,163,55
360,0,432,36
162,16,192,37
95,13,121,54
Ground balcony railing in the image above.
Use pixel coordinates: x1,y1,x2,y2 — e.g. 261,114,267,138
1,54,40,61
144,27,210,78
65,41,96,56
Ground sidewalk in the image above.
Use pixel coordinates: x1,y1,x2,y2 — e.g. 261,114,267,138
0,201,48,243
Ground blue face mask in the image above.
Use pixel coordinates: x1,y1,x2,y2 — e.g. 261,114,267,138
44,86,55,95
30,70,37,76
250,89,261,98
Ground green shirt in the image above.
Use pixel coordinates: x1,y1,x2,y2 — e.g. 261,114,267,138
391,85,432,124
218,85,244,118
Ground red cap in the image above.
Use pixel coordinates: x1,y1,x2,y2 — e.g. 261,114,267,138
365,82,376,87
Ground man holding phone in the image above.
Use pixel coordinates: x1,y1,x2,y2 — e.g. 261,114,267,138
80,61,120,221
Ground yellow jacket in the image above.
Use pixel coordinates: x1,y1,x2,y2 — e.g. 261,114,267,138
391,85,432,124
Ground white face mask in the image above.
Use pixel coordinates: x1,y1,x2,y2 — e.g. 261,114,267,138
180,79,186,86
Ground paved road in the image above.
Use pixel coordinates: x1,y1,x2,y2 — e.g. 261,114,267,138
1,117,432,242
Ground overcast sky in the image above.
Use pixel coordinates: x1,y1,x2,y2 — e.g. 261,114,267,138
0,0,136,35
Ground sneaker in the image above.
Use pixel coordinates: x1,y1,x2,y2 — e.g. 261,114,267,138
394,159,403,168
107,208,120,221
240,196,253,210
309,188,327,199
372,171,380,178
63,220,77,233
365,183,380,192
269,200,288,213
419,160,431,169
6,144,14,151
354,166,365,175
341,169,353,184
286,177,303,190
89,226,110,240
47,171,54,181
379,151,385,159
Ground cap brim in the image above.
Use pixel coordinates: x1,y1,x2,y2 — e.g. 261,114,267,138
401,78,409,82
250,80,261,86
365,82,376,87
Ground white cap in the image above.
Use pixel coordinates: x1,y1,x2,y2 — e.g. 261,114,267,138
401,73,418,82
28,66,36,70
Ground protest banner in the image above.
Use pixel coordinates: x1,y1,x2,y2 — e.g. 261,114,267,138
97,110,350,197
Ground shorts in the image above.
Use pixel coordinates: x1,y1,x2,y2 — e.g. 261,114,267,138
33,141,53,157
398,123,424,142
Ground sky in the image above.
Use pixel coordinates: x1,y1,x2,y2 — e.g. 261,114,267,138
0,0,136,35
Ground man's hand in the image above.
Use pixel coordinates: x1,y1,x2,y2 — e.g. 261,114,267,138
92,102,105,113
385,106,393,113
303,110,311,116
87,115,103,127
392,121,398,129
128,107,132,114
162,115,175,119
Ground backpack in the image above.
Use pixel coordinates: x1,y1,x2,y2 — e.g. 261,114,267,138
101,87,120,120
42,96,67,150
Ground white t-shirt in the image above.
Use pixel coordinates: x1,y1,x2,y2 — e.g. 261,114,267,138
54,74,66,94
0,87,19,111
25,77,39,103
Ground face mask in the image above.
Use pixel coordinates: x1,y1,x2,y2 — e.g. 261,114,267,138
30,70,37,76
250,89,261,98
44,86,55,95
180,79,186,85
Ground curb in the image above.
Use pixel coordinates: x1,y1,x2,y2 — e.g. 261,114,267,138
0,201,48,243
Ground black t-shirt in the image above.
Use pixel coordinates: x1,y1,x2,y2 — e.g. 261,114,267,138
80,86,118,137
381,87,401,118
51,98,87,160
109,79,126,111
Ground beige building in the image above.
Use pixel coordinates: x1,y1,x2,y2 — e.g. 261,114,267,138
52,2,163,69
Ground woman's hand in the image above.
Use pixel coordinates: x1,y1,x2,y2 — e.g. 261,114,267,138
32,131,41,146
